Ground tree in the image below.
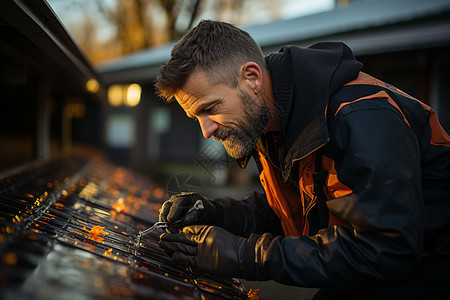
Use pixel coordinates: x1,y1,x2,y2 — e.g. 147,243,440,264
48,0,284,63
157,0,203,41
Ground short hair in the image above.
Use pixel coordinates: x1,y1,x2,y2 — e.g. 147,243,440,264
155,20,265,102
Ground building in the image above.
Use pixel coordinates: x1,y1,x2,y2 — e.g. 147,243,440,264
0,0,105,172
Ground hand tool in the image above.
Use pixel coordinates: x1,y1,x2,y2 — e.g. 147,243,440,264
135,205,198,250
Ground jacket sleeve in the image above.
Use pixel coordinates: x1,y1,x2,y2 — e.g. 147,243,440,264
213,191,283,238
240,101,424,288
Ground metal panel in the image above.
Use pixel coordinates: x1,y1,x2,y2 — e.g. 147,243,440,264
0,156,251,299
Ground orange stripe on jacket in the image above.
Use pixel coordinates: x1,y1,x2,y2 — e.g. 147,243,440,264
335,90,411,127
344,72,450,147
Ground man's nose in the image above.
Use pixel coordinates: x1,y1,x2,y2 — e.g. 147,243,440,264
198,116,219,139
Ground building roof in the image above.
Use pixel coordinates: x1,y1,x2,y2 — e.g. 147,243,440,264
249,0,450,51
0,0,104,96
97,0,450,84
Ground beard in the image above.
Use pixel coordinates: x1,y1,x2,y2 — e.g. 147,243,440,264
213,88,269,159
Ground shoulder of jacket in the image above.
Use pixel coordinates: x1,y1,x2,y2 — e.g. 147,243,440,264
327,83,394,122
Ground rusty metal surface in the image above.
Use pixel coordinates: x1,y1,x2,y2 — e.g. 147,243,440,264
0,156,249,299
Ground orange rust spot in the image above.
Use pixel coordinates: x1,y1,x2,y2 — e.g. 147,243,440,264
103,248,113,257
84,226,107,242
248,288,260,300
31,228,41,234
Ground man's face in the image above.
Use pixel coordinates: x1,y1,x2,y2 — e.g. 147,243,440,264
175,70,269,159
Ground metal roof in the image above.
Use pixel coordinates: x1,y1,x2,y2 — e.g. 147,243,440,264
0,155,250,300
248,0,450,49
97,43,174,83
97,0,450,83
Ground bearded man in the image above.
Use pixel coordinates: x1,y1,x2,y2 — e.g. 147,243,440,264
155,20,450,299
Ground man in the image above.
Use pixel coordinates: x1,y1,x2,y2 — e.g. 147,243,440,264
155,20,450,299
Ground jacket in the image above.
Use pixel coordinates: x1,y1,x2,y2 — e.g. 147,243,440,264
215,42,450,288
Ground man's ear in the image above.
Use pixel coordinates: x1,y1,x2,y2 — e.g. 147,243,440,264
239,62,262,95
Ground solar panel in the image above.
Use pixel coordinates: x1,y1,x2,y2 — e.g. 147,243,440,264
0,156,252,299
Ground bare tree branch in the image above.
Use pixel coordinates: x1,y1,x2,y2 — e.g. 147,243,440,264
50,0,286,62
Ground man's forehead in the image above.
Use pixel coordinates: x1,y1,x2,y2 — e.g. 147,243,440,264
174,89,193,105
174,70,211,105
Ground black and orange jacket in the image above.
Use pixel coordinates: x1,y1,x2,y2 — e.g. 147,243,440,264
215,42,450,288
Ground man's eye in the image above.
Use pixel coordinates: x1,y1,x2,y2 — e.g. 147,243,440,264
206,104,219,114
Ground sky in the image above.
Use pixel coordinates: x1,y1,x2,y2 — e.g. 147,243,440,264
281,0,334,19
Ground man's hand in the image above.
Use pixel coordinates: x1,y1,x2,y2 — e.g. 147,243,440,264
159,225,248,278
158,192,223,229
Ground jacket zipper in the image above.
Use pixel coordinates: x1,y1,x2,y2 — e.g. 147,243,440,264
303,194,318,235
296,143,328,235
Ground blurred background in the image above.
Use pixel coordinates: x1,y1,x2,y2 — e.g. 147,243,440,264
1,0,450,298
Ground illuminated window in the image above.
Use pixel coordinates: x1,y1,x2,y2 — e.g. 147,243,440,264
108,84,142,107
108,85,124,107
125,84,141,107
106,114,135,147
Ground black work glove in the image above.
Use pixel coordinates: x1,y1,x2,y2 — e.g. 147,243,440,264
159,192,223,229
159,225,257,278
